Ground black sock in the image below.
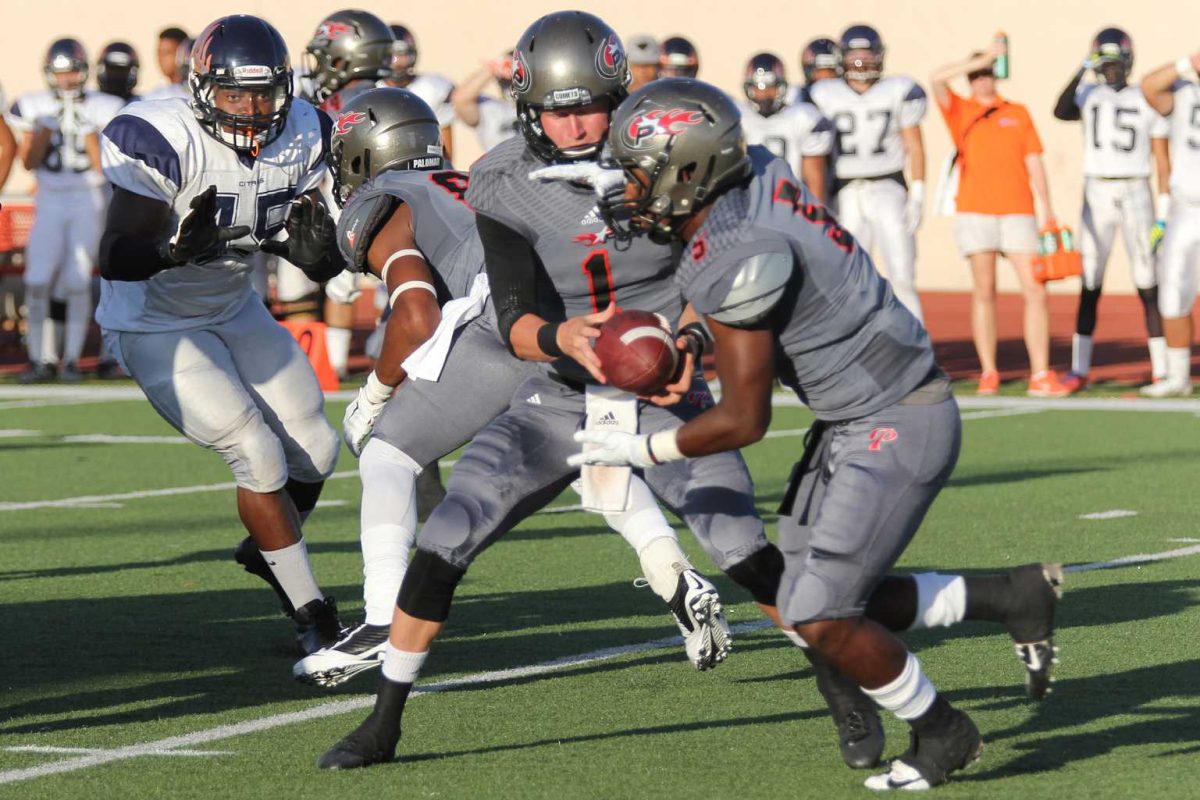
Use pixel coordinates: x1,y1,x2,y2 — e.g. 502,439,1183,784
865,575,919,631
371,675,413,733
963,574,1012,624
910,694,954,735
285,478,323,517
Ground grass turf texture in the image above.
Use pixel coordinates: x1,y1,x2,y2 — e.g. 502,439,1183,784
2,393,1200,798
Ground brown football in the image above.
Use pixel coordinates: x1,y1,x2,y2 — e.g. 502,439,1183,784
594,310,679,395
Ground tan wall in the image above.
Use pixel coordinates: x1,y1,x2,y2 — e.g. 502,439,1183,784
1,0,1196,293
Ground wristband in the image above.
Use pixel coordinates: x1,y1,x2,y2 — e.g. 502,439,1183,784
1176,56,1199,83
645,429,685,465
537,322,564,358
363,370,395,404
678,321,713,359
1157,193,1172,220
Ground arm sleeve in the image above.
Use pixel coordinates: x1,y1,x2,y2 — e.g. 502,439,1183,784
100,114,180,202
1053,71,1086,121
476,212,542,349
899,81,928,128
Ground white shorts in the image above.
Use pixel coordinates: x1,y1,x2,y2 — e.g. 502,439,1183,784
1157,202,1200,318
954,213,1039,257
104,298,339,492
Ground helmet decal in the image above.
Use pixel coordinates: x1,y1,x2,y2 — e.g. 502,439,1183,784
622,108,705,150
595,34,624,79
334,110,369,136
314,21,355,44
511,50,531,93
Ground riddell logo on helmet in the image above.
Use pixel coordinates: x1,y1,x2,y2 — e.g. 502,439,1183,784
595,34,624,78
333,111,368,135
511,51,531,92
622,108,705,150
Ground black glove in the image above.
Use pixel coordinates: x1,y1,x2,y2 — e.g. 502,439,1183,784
260,193,345,282
159,185,250,265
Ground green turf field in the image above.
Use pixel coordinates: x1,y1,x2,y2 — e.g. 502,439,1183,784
2,386,1199,798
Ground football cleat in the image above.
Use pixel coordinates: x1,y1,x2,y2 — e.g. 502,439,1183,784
59,362,82,383
318,713,400,770
1003,563,1063,700
667,569,733,670
294,622,389,686
18,363,56,384
804,648,885,769
292,596,347,656
1139,379,1193,398
864,705,983,791
233,535,295,616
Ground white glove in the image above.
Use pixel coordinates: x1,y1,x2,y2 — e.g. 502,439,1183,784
567,430,654,468
528,162,627,203
904,180,925,235
342,372,394,457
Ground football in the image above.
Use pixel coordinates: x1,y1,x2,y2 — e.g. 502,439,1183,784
593,310,679,395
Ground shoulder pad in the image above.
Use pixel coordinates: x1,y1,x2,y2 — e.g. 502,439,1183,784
339,191,400,273
709,250,794,328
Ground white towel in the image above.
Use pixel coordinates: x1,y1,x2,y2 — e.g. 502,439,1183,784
401,273,491,382
580,384,637,513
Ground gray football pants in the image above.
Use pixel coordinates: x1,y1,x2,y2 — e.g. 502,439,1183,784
776,395,961,625
415,368,770,571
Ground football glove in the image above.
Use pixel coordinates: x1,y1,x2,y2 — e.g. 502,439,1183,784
1150,219,1167,254
568,430,655,468
904,180,925,235
260,193,345,282
159,185,250,265
342,372,394,457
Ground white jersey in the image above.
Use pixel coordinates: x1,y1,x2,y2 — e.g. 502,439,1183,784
737,100,833,176
97,97,329,332
807,76,926,179
1075,83,1169,178
1167,81,1200,204
143,83,190,102
6,89,125,190
380,73,455,128
474,95,518,152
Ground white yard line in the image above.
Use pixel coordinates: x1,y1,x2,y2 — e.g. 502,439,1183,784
3,746,230,757
1079,510,1139,520
0,429,40,438
61,434,191,445
2,539,1198,786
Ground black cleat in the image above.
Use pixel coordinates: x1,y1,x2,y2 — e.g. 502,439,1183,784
96,359,124,379
865,702,983,791
233,536,295,616
803,648,885,769
415,462,446,522
1004,563,1063,699
292,597,347,656
294,622,390,687
18,362,56,384
59,362,82,383
318,714,399,770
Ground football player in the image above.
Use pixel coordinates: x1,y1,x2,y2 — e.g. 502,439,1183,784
577,78,1065,791
1141,48,1200,396
807,25,928,321
316,12,795,770
149,27,188,98
10,38,124,383
800,37,843,93
658,35,699,78
294,87,730,686
739,52,833,201
379,24,455,160
1053,28,1170,393
97,15,347,652
96,42,140,103
450,52,519,153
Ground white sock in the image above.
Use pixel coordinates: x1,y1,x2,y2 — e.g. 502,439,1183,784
63,289,91,364
326,326,352,378
909,573,967,630
1167,346,1191,386
863,651,937,721
782,628,808,648
261,537,322,610
360,439,420,625
603,475,689,602
1149,337,1168,381
381,643,427,684
25,285,49,364
1071,333,1093,376
635,537,692,602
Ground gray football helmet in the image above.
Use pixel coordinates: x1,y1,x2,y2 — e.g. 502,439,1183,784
327,87,445,206
606,78,749,239
511,10,630,162
304,9,394,102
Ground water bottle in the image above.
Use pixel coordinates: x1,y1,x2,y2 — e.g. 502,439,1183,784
1040,230,1058,256
993,32,1010,79
1059,227,1075,252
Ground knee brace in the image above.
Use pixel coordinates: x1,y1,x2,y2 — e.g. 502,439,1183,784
1076,287,1102,336
397,549,467,622
1137,287,1164,339
724,543,785,606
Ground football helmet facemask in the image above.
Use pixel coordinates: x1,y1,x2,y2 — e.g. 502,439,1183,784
839,24,884,83
44,38,89,96
743,52,788,116
97,42,139,98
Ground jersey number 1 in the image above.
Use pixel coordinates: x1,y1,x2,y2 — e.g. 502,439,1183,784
581,250,616,312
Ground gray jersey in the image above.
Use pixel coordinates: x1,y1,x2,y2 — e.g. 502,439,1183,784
678,147,935,421
466,136,685,382
337,169,483,301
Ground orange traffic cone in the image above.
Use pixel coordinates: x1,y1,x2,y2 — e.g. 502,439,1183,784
279,319,340,391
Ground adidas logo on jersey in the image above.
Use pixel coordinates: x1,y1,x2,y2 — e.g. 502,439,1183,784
580,206,603,226
595,411,619,426
526,393,542,405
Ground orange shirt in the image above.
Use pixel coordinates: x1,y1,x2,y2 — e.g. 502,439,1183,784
938,90,1042,215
